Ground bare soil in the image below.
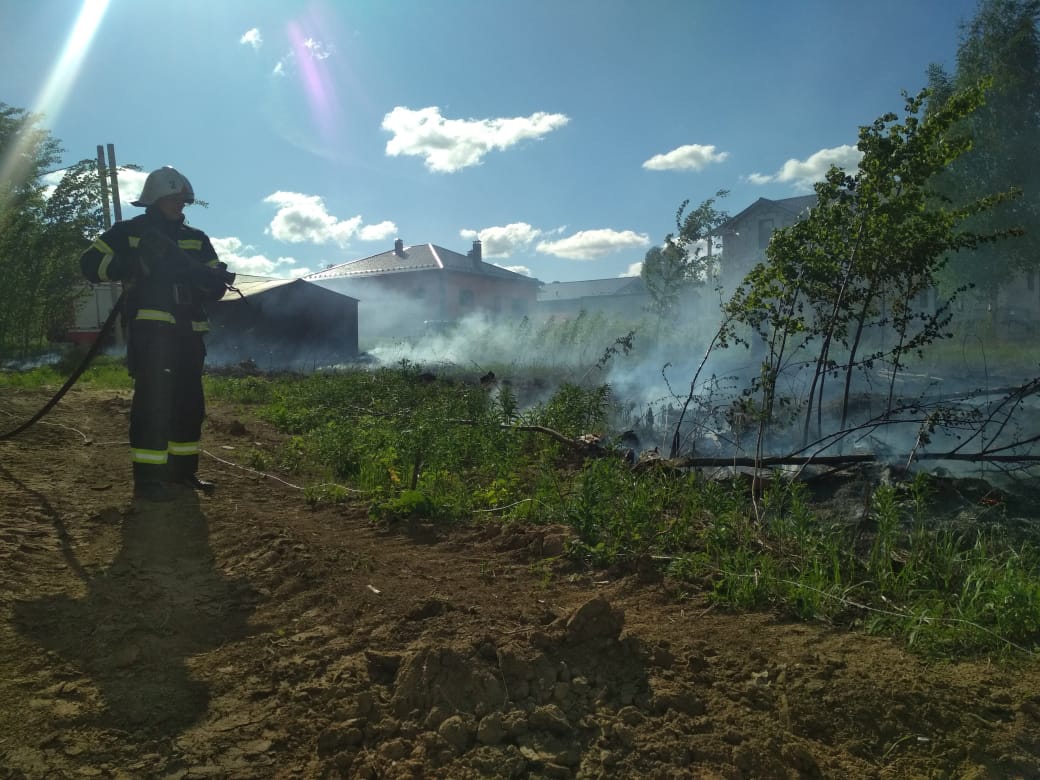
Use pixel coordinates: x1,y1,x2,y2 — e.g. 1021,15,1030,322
1,386,1039,779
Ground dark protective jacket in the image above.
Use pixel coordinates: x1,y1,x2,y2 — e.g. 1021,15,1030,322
80,208,229,333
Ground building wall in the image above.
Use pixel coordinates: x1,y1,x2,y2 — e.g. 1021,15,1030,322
208,284,359,369
66,282,125,345
950,268,1040,339
719,202,805,294
435,270,537,320
998,269,1040,335
534,293,650,321
722,197,1040,345
316,269,538,341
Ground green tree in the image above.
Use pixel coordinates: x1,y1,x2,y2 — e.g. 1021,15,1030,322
927,0,1040,303
641,190,729,322
0,105,60,353
722,85,1020,453
0,105,107,356
0,103,61,218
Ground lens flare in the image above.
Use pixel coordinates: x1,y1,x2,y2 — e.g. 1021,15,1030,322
287,20,339,144
0,0,110,213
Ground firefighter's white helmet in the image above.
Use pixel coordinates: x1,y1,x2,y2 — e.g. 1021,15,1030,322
131,166,195,207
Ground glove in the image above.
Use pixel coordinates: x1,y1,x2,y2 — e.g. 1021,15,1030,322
137,230,234,290
216,263,236,287
185,263,238,301
187,261,235,292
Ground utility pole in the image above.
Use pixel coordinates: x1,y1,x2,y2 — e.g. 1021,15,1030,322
90,143,124,345
95,145,111,229
70,143,126,345
106,143,122,223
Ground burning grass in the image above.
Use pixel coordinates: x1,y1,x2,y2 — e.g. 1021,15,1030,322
199,364,1040,660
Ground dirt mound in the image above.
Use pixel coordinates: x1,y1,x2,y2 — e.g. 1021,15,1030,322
0,386,1038,778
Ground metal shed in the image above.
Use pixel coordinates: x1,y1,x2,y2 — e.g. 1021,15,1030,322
207,276,360,371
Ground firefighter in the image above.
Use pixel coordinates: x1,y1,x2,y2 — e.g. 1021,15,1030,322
80,166,234,502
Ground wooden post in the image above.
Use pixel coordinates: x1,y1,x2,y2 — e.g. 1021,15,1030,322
95,145,111,229
99,144,125,345
106,143,122,222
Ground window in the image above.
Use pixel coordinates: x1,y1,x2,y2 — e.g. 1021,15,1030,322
757,218,775,249
459,289,474,307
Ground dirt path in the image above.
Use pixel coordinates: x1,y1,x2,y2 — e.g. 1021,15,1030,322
1,386,1038,779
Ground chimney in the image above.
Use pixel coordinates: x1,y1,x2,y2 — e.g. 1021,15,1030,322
469,239,482,268
394,238,404,256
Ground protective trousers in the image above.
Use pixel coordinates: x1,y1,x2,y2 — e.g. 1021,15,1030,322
128,321,206,487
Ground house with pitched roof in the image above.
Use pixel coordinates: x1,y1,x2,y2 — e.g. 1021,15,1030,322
305,239,541,341
716,195,818,293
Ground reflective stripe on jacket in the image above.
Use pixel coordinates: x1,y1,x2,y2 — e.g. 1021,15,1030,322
80,210,226,330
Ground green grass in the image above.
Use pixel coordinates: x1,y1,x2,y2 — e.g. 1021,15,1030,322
229,368,1039,657
0,366,65,389
8,356,1038,659
204,374,275,404
0,353,132,390
242,367,1040,657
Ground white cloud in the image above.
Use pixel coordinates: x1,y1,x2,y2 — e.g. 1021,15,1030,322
358,220,398,241
536,229,650,261
749,144,862,190
382,106,570,173
211,236,306,278
263,191,393,248
620,261,643,278
642,143,729,172
240,28,262,49
303,37,332,60
273,51,295,76
272,36,331,78
118,168,150,208
460,222,541,257
495,263,532,276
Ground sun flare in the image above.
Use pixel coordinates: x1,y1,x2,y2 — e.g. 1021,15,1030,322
0,0,110,212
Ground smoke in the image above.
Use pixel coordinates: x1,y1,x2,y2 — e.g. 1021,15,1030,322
232,274,775,453
199,271,1040,476
368,310,632,371
359,296,745,453
1,353,66,371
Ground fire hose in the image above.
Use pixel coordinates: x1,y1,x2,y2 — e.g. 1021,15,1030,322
0,239,244,441
0,288,126,441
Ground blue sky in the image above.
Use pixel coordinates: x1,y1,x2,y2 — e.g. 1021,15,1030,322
3,0,981,283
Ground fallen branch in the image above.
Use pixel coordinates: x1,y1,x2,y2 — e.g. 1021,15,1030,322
452,417,1040,469
658,453,875,469
915,452,1040,463
448,419,600,450
649,450,1040,471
